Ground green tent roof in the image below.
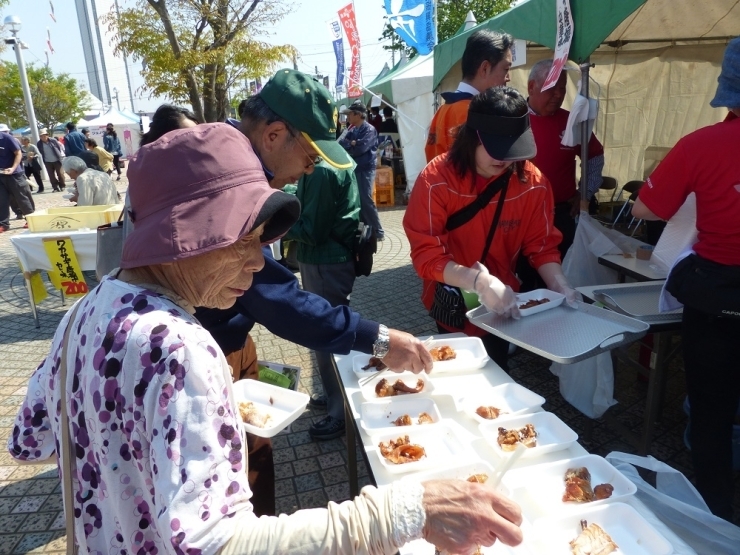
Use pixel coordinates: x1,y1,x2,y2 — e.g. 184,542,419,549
433,0,646,89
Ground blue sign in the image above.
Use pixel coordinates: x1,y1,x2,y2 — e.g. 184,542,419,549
384,0,436,55
333,38,345,88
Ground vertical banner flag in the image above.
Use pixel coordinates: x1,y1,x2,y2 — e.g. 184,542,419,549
542,0,573,91
328,18,345,88
42,237,89,297
383,0,436,56
338,3,362,98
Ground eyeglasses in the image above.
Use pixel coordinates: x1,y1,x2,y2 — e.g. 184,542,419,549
289,130,322,168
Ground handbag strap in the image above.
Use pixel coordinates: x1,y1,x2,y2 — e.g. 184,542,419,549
59,303,83,555
479,178,509,263
445,169,512,232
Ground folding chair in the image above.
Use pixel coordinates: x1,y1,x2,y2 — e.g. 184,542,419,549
612,180,644,231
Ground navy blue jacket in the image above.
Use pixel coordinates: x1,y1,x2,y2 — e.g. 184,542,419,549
64,130,87,157
195,248,379,355
339,121,377,170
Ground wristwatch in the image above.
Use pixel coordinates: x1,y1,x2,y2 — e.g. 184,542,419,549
372,324,391,359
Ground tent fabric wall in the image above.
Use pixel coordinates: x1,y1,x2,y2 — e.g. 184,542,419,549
80,108,142,158
436,42,727,189
397,91,435,193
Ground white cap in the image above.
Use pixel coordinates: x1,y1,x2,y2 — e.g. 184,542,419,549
0,124,10,133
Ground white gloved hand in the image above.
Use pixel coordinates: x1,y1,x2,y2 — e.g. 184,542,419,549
472,262,521,319
551,273,581,308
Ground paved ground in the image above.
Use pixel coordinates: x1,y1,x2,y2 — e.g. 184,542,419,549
0,175,737,553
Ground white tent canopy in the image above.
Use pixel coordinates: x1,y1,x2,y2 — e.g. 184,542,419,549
78,108,141,158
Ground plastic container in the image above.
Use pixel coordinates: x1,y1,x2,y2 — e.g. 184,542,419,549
359,397,441,434
232,379,309,438
359,371,434,402
479,411,578,459
515,289,565,316
461,382,545,425
402,460,507,494
26,204,123,232
528,502,673,555
371,423,467,474
502,454,637,521
374,166,395,208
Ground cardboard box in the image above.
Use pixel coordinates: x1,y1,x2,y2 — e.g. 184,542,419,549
26,204,124,233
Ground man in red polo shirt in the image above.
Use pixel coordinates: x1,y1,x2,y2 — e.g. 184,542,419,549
527,59,605,259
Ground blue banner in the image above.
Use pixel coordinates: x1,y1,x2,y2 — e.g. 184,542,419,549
333,38,345,88
384,0,436,55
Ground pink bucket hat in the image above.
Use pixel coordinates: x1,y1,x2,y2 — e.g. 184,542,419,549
121,123,300,269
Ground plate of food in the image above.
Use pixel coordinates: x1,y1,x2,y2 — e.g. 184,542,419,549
231,379,309,438
360,397,441,434
359,371,435,402
528,502,673,555
372,423,466,474
401,459,505,489
479,412,577,459
352,337,489,378
516,289,565,317
461,383,546,425
502,455,636,521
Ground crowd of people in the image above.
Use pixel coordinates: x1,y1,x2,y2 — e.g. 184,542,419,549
2,28,738,555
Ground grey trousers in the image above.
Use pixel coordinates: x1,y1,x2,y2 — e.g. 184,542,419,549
354,165,384,239
299,260,356,420
0,172,34,228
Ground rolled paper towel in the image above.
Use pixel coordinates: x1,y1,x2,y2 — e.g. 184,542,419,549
636,245,653,260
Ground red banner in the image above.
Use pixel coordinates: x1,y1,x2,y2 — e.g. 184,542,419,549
338,3,362,98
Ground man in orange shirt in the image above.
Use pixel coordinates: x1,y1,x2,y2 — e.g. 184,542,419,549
424,29,514,163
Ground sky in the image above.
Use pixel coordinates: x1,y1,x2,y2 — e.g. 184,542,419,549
0,0,395,115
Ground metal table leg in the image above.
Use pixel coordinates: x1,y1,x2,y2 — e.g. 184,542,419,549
22,271,40,328
344,401,359,498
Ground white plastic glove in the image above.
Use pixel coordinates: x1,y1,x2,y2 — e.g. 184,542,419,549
472,262,521,319
551,273,581,308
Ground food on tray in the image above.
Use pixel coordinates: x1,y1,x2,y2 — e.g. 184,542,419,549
497,423,537,451
378,435,426,464
429,345,456,361
375,378,425,398
393,414,413,426
569,520,618,555
475,405,503,420
238,401,272,428
417,412,434,424
467,473,489,483
362,356,387,371
519,297,550,310
562,467,614,503
392,412,434,426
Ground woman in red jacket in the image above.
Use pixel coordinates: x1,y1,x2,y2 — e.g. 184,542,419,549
404,86,577,368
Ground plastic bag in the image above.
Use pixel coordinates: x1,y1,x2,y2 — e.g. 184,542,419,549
550,352,617,418
651,193,698,273
606,451,740,555
562,212,645,288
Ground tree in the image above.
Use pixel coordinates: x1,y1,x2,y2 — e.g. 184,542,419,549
104,0,296,123
0,61,89,130
379,0,513,53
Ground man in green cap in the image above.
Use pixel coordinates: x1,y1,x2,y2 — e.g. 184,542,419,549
197,69,433,446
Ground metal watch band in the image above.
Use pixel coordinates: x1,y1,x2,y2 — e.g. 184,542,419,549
373,324,390,359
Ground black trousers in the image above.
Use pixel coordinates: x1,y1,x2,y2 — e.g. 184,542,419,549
683,305,740,521
24,165,43,191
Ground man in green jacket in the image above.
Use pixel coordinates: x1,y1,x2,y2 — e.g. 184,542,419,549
283,160,360,440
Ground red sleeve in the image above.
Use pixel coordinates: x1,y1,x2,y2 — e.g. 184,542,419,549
587,131,604,158
639,139,693,221
403,165,455,283
520,167,564,267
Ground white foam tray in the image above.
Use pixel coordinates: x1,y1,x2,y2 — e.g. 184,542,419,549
516,288,565,316
232,380,309,438
359,371,435,402
479,412,577,459
528,502,673,555
352,336,489,377
502,454,637,521
461,382,545,425
360,397,441,434
371,423,467,475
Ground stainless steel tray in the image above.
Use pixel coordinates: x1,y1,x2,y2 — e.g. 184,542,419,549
592,283,682,323
466,301,649,364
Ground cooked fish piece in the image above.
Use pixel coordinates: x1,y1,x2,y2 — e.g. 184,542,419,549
593,483,614,500
417,412,434,424
362,357,387,371
569,520,617,555
429,345,456,361
392,378,425,394
497,423,537,451
375,378,396,397
563,476,595,503
378,435,426,464
393,414,413,427
467,473,489,483
476,405,502,420
565,467,591,482
238,401,271,428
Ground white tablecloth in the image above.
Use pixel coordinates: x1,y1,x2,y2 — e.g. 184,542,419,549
334,333,696,554
9,229,98,273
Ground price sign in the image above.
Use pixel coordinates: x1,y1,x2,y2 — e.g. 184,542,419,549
42,237,89,297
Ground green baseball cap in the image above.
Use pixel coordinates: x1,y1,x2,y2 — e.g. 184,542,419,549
260,69,353,170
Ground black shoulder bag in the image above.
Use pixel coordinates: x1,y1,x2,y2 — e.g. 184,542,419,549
429,170,511,329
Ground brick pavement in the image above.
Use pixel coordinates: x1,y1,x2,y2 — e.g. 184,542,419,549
0,176,737,553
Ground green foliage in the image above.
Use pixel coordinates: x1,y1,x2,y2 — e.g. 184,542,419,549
379,21,416,59
437,0,513,42
0,61,89,130
104,0,296,122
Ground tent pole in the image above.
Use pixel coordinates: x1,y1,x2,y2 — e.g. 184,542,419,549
579,58,591,202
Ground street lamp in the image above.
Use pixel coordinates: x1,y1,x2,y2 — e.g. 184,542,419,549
3,15,41,146
113,87,120,111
